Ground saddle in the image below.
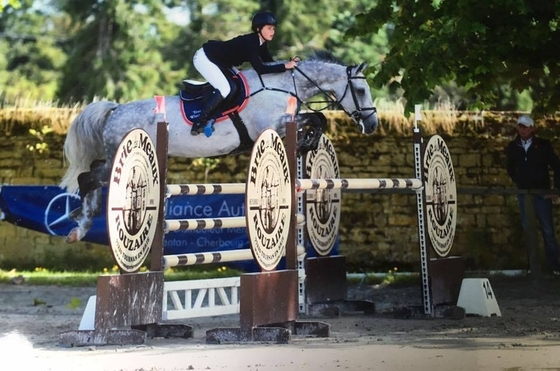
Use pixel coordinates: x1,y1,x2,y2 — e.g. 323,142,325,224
180,68,249,124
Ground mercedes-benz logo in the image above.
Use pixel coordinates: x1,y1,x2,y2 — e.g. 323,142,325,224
44,192,81,236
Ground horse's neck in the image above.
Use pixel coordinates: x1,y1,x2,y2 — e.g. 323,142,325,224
245,62,343,100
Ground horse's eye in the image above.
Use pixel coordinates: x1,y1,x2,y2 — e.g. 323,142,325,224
356,88,366,95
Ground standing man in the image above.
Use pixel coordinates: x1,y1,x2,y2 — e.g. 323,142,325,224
506,114,560,276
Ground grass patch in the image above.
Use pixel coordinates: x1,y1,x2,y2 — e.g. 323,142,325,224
1,267,422,288
347,271,421,287
0,265,244,286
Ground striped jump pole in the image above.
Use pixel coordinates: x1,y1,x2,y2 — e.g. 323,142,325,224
163,245,306,268
165,217,247,232
165,214,305,232
297,178,423,192
167,183,246,196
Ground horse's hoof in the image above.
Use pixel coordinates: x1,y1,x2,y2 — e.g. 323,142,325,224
66,228,82,243
191,125,204,136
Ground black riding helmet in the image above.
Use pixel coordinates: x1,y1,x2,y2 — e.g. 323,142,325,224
251,11,277,32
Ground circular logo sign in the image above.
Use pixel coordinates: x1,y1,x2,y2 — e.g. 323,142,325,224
423,135,457,257
107,129,161,273
246,129,292,271
304,135,341,256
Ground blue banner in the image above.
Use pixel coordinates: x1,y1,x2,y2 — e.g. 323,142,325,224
0,185,337,271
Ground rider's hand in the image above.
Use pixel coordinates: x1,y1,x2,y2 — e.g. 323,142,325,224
285,60,297,70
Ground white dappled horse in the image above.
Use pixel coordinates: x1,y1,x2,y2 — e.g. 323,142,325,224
60,50,378,243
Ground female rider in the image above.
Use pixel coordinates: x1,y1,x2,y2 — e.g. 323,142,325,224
191,11,297,135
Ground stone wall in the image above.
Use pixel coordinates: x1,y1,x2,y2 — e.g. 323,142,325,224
1,115,559,272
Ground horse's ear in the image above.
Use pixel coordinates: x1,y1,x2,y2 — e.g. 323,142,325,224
357,62,368,73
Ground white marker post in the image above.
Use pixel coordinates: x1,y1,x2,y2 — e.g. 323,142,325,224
414,104,422,131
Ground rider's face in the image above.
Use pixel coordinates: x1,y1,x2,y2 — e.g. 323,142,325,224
259,25,275,41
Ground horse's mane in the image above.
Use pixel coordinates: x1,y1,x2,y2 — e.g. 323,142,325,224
304,50,345,66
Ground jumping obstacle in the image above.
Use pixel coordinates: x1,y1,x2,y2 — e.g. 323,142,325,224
60,105,460,346
60,120,329,346
162,113,460,321
301,104,461,318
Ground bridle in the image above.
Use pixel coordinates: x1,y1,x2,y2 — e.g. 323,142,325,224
291,64,377,126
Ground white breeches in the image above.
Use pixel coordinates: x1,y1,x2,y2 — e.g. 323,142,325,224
193,48,231,98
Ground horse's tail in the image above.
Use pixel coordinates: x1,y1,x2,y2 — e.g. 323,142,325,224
59,101,120,193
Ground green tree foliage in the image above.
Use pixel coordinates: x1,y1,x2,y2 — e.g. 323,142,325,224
270,0,338,57
323,2,391,101
268,0,389,65
162,0,260,80
172,0,389,82
325,9,387,65
274,0,391,106
1,0,391,104
347,0,560,114
0,0,66,102
0,0,21,12
56,0,182,103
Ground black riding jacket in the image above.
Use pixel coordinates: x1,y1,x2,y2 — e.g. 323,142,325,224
506,135,560,190
202,33,286,75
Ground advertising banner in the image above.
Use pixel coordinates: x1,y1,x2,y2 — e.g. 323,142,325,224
0,185,338,271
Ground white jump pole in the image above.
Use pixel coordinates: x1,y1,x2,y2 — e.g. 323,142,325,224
297,178,422,191
167,183,246,196
165,214,305,232
165,217,247,231
163,245,306,268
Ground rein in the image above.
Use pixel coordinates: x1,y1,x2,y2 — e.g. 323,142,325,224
249,62,377,125
291,66,334,113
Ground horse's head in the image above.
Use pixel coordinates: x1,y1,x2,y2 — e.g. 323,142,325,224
265,51,379,135
337,63,378,135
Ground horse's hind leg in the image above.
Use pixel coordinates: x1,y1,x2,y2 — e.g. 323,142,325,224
66,160,108,243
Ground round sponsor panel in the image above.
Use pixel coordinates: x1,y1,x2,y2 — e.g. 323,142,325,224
246,129,292,271
304,134,341,256
107,129,161,273
423,135,457,257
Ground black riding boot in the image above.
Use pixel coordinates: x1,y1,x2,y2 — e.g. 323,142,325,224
191,90,224,136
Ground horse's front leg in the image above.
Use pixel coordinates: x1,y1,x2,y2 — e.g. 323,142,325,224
295,112,327,155
67,187,102,243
